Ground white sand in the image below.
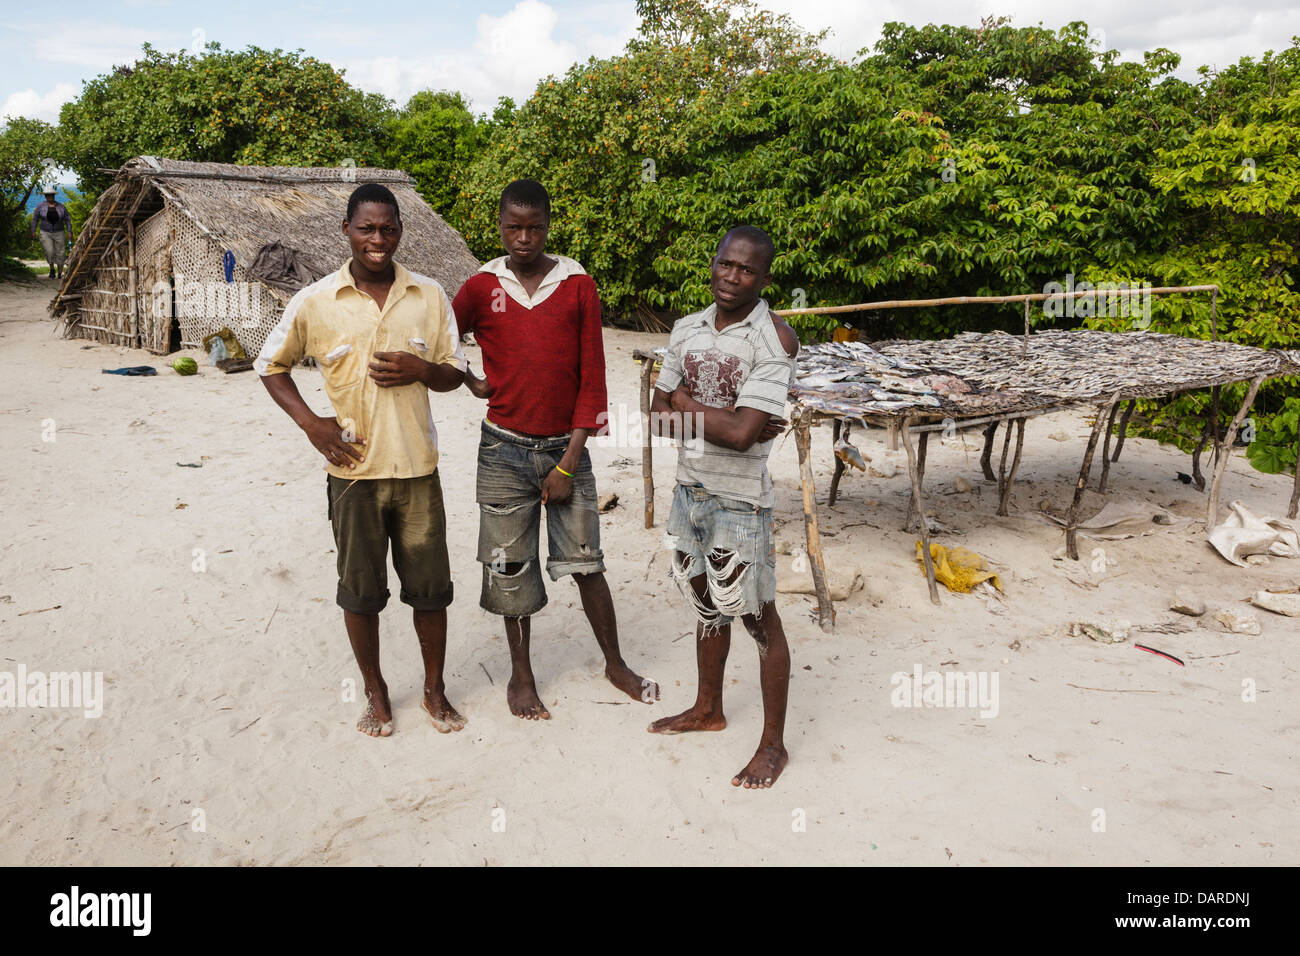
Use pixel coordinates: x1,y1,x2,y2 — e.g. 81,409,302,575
1,278,1295,865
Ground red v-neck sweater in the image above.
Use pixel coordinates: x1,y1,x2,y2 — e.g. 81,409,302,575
453,272,608,435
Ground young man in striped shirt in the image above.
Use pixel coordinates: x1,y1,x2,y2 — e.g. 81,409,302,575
648,225,798,789
454,179,658,720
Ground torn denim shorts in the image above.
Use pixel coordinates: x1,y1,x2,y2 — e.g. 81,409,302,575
476,420,605,617
664,482,776,629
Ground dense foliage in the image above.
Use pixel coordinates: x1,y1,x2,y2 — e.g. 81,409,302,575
57,44,392,197
2,0,1296,472
0,116,61,261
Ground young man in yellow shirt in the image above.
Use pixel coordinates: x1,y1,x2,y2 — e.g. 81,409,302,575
257,183,467,738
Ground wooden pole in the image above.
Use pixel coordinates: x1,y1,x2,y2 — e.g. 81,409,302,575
1208,384,1222,471
126,218,137,348
997,418,1025,516
828,418,845,506
794,412,835,631
639,358,655,529
980,421,999,481
1022,297,1031,358
1207,374,1265,530
1066,394,1121,560
1289,429,1300,520
996,418,1013,503
1097,400,1123,492
1191,420,1211,491
901,415,940,605
904,431,929,531
1110,399,1136,462
771,285,1220,318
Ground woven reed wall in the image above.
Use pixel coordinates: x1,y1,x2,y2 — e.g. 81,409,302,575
170,210,282,355
135,208,173,354
70,239,133,346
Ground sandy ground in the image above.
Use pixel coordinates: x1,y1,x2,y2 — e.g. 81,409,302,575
1,277,1296,866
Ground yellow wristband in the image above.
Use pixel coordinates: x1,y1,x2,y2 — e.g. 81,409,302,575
554,465,573,478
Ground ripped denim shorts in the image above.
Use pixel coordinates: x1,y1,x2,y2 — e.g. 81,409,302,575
476,420,605,617
664,482,776,630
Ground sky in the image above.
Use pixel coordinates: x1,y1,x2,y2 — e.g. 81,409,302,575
3,0,1299,124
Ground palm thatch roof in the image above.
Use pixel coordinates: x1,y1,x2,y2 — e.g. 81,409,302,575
50,156,480,323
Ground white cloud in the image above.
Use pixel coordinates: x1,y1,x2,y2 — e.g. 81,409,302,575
343,0,627,111
10,21,176,70
475,0,577,92
761,0,1300,80
2,82,79,122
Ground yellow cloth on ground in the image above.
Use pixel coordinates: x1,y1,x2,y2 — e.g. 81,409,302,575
915,541,1003,593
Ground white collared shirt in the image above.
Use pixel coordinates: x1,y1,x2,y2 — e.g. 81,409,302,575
479,255,587,310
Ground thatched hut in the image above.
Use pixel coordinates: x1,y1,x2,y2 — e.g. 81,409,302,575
49,156,480,356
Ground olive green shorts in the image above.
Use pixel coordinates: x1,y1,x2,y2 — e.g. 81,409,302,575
327,470,453,614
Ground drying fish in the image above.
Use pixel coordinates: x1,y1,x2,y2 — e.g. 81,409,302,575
797,370,855,387
833,439,867,471
923,374,970,393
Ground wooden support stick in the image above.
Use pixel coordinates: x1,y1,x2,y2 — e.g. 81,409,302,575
901,415,940,605
996,418,1013,503
127,218,138,347
1207,374,1265,530
1191,420,1210,492
1066,394,1120,560
639,358,655,529
1022,297,1031,358
997,418,1026,516
980,421,998,481
1289,428,1300,520
903,429,941,605
904,431,930,531
828,418,845,506
794,413,835,631
1111,399,1136,462
1208,384,1222,471
771,285,1219,317
1098,400,1122,493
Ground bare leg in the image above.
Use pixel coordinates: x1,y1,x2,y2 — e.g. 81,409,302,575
573,571,659,703
648,567,728,734
413,608,466,733
343,610,392,737
732,604,790,788
504,613,549,720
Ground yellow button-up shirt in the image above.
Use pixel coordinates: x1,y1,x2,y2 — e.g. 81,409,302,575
256,259,466,479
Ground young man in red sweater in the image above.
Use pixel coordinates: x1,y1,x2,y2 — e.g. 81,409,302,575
454,179,658,720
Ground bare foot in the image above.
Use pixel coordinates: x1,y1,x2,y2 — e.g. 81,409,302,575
421,689,467,733
507,674,551,720
647,706,726,735
357,689,393,737
606,663,659,704
731,744,788,789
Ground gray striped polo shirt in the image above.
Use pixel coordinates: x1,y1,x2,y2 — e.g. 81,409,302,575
655,299,796,507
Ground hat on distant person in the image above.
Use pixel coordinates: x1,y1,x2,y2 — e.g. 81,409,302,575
42,186,56,195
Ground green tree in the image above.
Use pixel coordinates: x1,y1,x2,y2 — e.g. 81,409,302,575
383,90,486,216
0,117,62,265
1085,42,1300,475
60,43,393,196
452,0,829,311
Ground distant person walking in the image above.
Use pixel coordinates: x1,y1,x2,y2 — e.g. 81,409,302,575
31,186,72,279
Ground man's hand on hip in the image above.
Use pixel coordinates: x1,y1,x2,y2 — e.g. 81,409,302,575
302,415,366,469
